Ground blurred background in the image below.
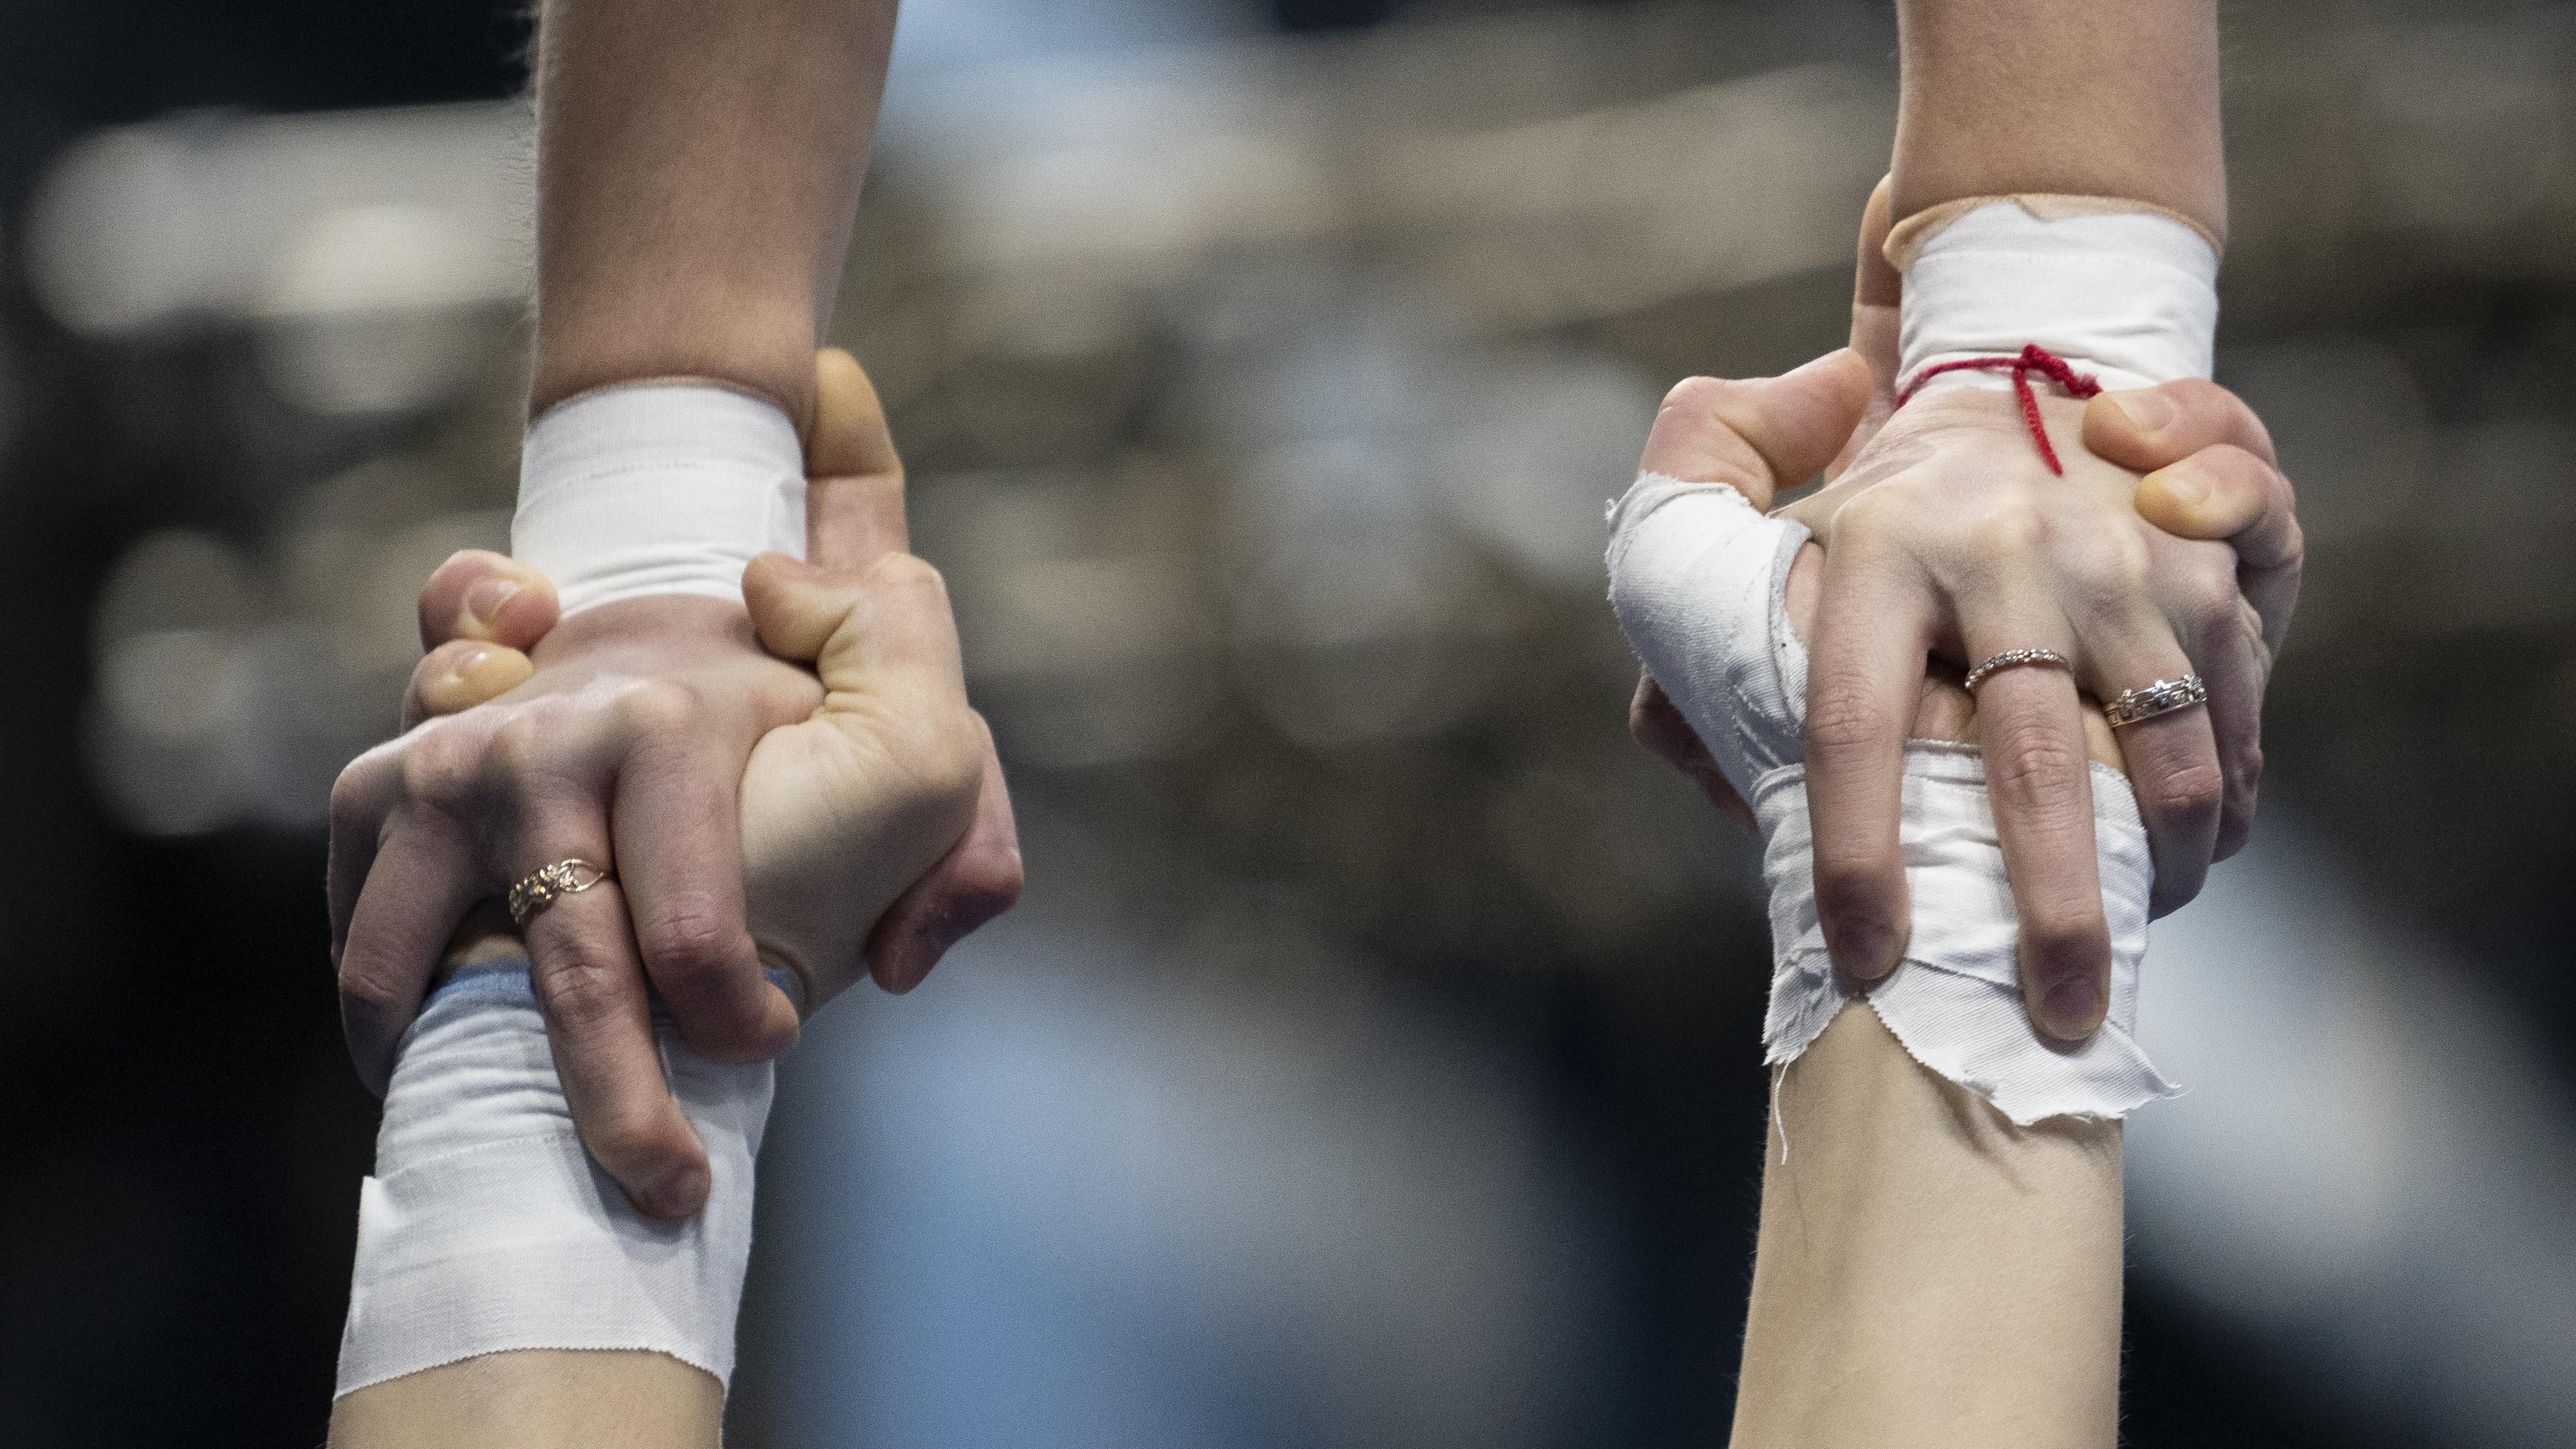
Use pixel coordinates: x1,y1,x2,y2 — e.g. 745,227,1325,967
3,0,2574,1443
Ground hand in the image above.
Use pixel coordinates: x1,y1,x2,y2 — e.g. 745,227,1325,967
334,350,1016,1220
332,600,816,1221
1631,180,2301,1043
410,351,1023,1009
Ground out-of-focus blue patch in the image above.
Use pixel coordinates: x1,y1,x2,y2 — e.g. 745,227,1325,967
424,959,796,1012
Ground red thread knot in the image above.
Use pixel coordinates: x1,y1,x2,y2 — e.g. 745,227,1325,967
1893,343,2102,475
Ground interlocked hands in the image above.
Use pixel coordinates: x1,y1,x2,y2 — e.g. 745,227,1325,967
331,349,1021,1217
1630,182,2301,1042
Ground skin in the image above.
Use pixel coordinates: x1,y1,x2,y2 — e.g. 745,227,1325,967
326,0,945,1223
328,351,1013,1449
1782,0,2282,1042
333,0,2290,1435
1632,338,2137,1449
394,349,2288,1449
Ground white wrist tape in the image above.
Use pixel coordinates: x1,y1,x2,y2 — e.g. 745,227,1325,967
1896,197,2218,398
335,963,774,1396
1607,475,2176,1124
514,383,807,617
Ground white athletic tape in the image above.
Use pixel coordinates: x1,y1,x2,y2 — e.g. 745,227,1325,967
514,383,806,617
335,963,772,1396
1607,475,2176,1124
1897,198,2218,400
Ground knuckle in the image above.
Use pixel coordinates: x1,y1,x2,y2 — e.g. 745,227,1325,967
1804,673,1898,758
1659,375,1725,415
2169,547,2240,623
1961,502,2047,570
486,707,566,780
2142,758,2224,828
871,551,951,603
611,677,701,739
397,725,483,811
1985,725,2092,818
532,955,627,1035
1830,484,1923,544
330,757,386,837
336,958,407,1021
639,899,744,982
959,855,1026,922
908,728,987,825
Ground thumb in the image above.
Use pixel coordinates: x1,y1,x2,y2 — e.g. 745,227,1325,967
1638,349,1874,509
744,550,969,701
1829,175,1901,482
804,347,910,569
1848,174,1899,371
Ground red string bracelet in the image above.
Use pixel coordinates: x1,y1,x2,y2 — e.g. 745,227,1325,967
1893,343,2101,475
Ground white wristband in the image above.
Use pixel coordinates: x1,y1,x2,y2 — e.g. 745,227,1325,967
335,963,773,1396
1606,475,2176,1124
514,383,807,617
1897,198,2218,398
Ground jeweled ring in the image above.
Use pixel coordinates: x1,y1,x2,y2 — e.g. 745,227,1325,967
2103,674,2209,729
1963,648,2073,693
507,858,610,927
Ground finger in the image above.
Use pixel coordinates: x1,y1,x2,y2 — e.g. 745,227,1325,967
1803,540,1937,983
2079,618,2222,918
338,817,484,1095
507,818,713,1222
745,550,970,697
1960,612,2109,1043
865,718,1025,993
2150,536,2272,861
327,745,402,963
2081,376,2279,473
805,348,909,568
401,641,535,730
610,734,800,1063
1630,670,1752,829
1639,351,1875,509
1831,178,1902,483
417,550,561,651
2134,444,2303,654
1853,175,1900,311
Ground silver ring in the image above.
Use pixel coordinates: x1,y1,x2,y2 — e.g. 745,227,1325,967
1962,648,2072,693
2103,674,2209,729
507,858,610,927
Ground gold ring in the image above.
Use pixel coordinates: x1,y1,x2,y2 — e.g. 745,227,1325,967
507,858,610,927
1963,648,2072,692
2103,674,2209,729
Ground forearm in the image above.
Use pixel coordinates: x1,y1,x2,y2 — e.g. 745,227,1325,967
1892,0,2225,240
1730,1006,2124,1448
328,947,772,1447
330,1351,718,1449
529,0,897,426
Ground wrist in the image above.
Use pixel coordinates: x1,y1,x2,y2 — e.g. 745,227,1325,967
514,383,808,618
1891,197,2218,402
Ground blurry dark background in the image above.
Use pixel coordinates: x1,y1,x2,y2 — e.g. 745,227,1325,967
4,1,2574,1445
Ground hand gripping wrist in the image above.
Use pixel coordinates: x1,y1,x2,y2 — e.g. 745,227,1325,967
1606,475,2176,1125
514,383,806,617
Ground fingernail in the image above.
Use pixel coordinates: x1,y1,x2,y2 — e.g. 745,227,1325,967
462,577,520,631
648,1162,711,1220
2039,977,2104,1042
2111,391,2176,433
2154,466,2211,508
